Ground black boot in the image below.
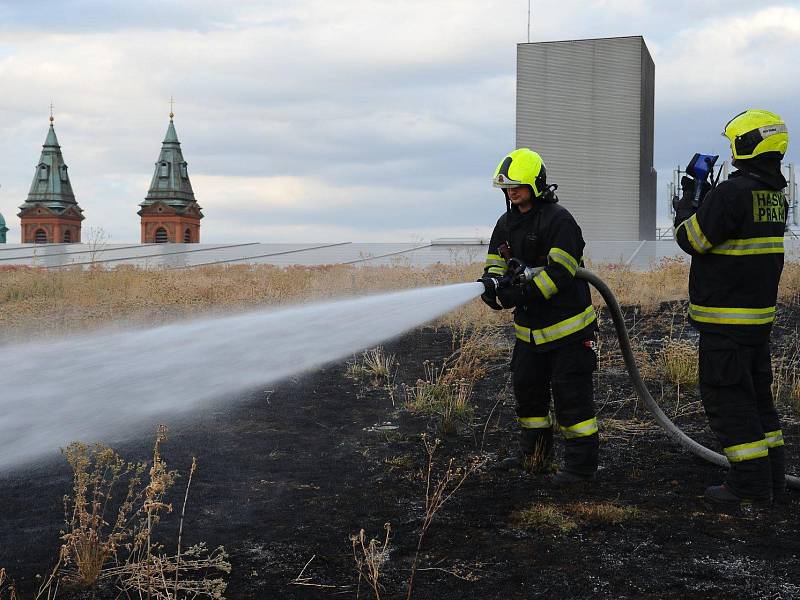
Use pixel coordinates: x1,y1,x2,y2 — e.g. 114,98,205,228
561,432,599,478
551,469,596,487
704,484,772,508
498,428,552,472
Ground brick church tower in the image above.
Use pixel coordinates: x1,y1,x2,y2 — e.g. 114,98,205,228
18,116,84,243
138,111,203,243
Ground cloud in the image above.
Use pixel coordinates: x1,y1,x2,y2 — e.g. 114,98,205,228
0,1,797,242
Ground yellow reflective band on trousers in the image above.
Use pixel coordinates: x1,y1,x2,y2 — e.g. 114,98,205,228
680,214,713,253
514,306,597,345
709,237,784,256
548,247,578,275
518,415,552,429
487,266,506,275
724,439,769,462
533,270,558,299
765,429,785,448
559,417,598,439
689,304,776,325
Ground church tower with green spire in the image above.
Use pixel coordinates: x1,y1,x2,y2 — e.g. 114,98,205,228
0,212,8,243
138,109,203,243
18,114,84,243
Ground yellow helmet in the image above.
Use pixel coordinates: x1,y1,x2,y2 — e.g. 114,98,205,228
723,109,788,160
493,148,547,197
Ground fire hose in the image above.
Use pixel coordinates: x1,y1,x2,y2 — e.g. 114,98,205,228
486,267,800,490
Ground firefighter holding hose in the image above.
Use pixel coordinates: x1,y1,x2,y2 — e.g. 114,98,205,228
674,109,789,506
479,148,599,484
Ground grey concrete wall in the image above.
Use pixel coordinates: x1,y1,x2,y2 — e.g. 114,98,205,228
516,36,656,241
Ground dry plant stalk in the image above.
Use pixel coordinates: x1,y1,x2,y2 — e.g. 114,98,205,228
59,441,147,588
350,523,391,600
658,339,699,389
403,361,474,434
53,426,230,599
406,435,486,600
772,332,800,411
347,347,398,387
0,568,17,600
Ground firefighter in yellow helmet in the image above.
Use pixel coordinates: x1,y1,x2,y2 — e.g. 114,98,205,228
674,109,790,506
479,148,599,484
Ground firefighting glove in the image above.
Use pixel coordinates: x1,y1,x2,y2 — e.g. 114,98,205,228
509,281,534,307
496,283,516,309
478,275,503,310
673,175,711,224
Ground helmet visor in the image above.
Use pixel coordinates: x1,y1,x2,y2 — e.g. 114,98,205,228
493,173,524,188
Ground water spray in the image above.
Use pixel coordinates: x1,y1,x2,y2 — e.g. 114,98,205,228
0,282,483,470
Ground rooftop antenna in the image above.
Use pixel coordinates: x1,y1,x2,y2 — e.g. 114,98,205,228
527,0,531,42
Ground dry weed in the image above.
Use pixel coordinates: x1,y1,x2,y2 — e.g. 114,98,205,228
347,347,397,387
772,333,800,413
59,442,147,588
658,339,699,389
512,504,578,533
50,427,230,598
404,327,505,434
403,361,474,434
2,260,798,348
406,435,486,600
590,257,689,312
350,524,391,600
512,501,639,534
0,569,17,600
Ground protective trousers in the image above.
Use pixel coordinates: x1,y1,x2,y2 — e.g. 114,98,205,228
511,338,598,475
699,333,785,499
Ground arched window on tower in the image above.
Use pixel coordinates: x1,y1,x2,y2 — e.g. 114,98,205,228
60,165,69,183
159,162,170,178
180,163,188,178
38,165,49,180
63,230,72,243
34,229,48,243
154,227,168,243
184,228,191,243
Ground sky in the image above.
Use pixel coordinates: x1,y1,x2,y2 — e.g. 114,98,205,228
0,0,798,243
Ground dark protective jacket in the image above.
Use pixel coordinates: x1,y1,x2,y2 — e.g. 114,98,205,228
484,194,596,351
675,156,788,345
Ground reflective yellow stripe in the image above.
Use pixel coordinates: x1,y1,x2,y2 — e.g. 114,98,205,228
724,439,768,462
709,237,784,255
487,266,506,275
532,306,596,345
689,304,776,325
515,306,597,345
485,253,507,268
548,247,578,275
559,417,598,439
680,214,713,253
518,415,552,429
765,430,785,448
533,270,558,300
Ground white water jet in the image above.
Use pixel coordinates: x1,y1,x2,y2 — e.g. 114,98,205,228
0,282,483,470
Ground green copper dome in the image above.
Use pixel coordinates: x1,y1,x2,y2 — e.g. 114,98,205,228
0,212,8,243
19,122,79,213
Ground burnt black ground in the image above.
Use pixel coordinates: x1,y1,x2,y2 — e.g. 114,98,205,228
1,301,799,599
